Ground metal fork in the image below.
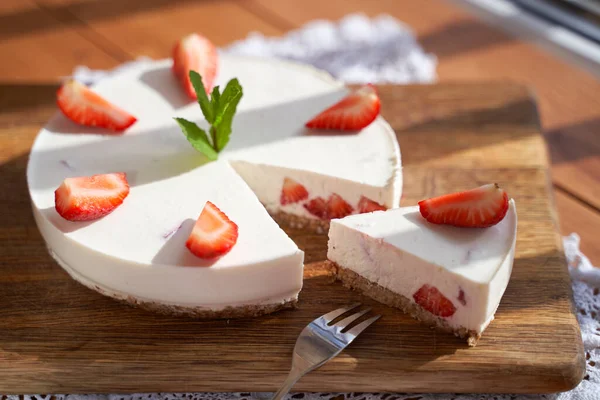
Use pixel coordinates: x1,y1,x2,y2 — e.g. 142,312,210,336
271,304,381,400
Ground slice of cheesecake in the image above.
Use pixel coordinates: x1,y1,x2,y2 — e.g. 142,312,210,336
327,199,517,345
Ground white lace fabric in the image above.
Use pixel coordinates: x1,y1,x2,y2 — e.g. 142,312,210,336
20,13,599,400
72,14,437,86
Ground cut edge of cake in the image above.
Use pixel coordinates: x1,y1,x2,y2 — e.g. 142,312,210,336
330,261,480,345
230,154,402,234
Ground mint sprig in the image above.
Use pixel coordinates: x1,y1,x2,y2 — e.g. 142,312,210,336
175,70,243,160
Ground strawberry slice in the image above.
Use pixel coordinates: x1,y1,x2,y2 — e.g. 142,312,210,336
358,196,387,213
57,80,137,132
305,84,381,131
172,33,218,99
413,284,456,318
186,201,238,259
280,177,309,205
304,197,329,220
327,193,353,219
54,173,130,221
418,183,509,228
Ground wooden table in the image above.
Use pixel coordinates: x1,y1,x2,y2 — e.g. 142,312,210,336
1,0,598,266
0,0,595,394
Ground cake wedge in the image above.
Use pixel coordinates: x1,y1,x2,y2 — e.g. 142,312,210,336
327,199,517,345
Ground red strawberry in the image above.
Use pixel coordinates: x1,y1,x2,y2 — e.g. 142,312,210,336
186,201,238,259
172,33,218,99
418,183,509,228
54,173,130,221
413,284,456,318
305,84,381,131
56,80,137,132
358,196,387,213
280,178,309,205
327,193,353,219
304,197,328,220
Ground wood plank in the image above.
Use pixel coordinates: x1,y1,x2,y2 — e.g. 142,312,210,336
45,0,283,58
251,0,600,222
547,119,600,211
0,81,584,393
0,0,121,81
377,82,547,169
554,189,600,266
0,83,60,128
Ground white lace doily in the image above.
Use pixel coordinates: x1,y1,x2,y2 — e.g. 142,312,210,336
71,14,437,86
226,14,437,84
37,13,599,400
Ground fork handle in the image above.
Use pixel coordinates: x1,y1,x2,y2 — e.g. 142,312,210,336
271,368,304,400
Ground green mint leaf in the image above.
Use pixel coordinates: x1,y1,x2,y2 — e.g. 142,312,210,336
210,86,221,145
210,126,217,151
211,85,221,110
174,118,218,161
213,78,243,152
189,71,214,124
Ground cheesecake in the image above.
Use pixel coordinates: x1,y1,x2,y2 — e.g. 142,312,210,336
27,55,402,317
327,198,517,345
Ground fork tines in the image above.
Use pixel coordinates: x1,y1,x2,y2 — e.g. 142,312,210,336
321,303,381,335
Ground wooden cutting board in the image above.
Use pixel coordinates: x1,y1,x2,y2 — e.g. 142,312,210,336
0,82,585,394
